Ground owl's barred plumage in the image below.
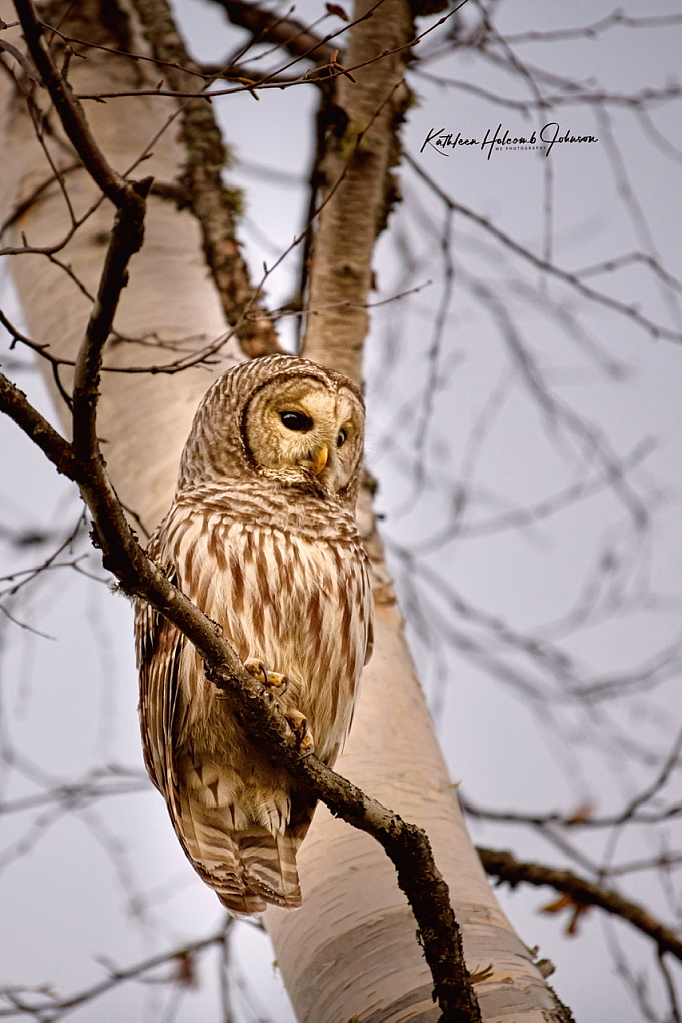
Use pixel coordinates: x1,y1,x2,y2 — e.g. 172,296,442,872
136,355,373,913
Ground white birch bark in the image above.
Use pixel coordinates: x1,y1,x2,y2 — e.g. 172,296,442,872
0,3,569,1020
0,0,239,531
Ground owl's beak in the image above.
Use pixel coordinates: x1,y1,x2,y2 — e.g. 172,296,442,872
312,445,329,476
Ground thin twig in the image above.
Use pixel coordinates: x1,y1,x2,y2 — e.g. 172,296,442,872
405,153,682,345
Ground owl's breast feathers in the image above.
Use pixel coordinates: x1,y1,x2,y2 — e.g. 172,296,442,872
154,494,371,748
136,492,372,913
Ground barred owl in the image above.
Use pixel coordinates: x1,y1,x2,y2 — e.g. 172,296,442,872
135,354,373,914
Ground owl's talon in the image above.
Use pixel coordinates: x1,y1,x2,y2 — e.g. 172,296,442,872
244,658,268,684
267,672,289,694
244,659,289,694
285,710,315,755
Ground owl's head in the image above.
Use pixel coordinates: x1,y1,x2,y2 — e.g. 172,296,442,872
242,368,364,497
178,355,365,502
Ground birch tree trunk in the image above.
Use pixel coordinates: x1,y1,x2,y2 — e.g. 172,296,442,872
0,0,239,530
0,2,571,1020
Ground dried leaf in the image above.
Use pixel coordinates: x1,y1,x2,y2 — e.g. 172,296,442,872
540,893,574,915
540,893,591,936
174,951,197,988
565,800,595,825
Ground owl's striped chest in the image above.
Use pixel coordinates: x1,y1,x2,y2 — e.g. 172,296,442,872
209,518,352,643
166,507,371,757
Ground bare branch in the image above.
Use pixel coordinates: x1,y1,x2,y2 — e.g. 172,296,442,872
504,11,682,46
478,846,682,963
206,0,336,66
0,927,230,1021
405,154,682,345
14,0,132,206
128,0,279,357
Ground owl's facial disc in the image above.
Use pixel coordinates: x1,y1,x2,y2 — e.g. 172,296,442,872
243,375,362,495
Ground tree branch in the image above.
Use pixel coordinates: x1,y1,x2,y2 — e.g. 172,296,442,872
0,926,230,1019
478,846,682,963
128,0,279,357
406,153,682,346
71,176,151,459
15,0,153,444
206,0,336,66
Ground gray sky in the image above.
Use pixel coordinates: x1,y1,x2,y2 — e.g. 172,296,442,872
1,2,681,1020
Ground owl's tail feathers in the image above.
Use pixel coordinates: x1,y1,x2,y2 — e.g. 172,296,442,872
173,788,302,914
217,826,302,914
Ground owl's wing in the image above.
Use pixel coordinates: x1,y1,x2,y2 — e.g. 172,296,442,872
364,615,374,665
362,558,374,665
135,541,302,914
135,564,187,799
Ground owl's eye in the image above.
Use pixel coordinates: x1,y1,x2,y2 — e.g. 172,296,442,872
280,410,313,432
337,428,348,448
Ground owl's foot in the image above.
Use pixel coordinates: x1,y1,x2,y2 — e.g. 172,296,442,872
285,709,315,755
244,658,289,695
243,661,312,753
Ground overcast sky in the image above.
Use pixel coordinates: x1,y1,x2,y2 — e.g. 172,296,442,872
1,2,681,1021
